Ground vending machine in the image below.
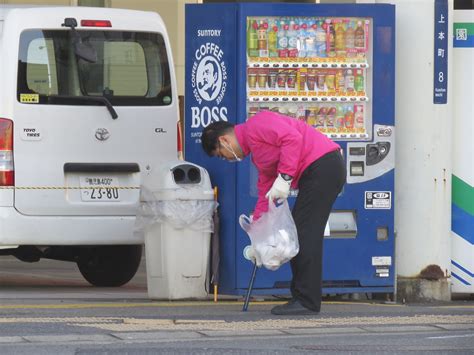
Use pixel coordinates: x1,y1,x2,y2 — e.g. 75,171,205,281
185,3,395,296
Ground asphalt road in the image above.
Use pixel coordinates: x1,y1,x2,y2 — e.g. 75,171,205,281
1,256,474,354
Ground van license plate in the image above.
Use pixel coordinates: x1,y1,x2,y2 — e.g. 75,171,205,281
80,177,120,202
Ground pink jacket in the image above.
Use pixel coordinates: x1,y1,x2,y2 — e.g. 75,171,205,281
235,111,340,220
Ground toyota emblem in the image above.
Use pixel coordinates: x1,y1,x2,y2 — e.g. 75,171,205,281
95,128,110,141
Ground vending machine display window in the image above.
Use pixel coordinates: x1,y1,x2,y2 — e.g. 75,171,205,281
246,16,373,141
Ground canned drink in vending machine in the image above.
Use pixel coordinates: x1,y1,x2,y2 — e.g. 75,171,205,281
317,72,326,91
277,70,287,89
326,107,336,127
325,71,336,91
299,70,307,91
287,70,297,90
307,71,316,91
268,70,278,89
257,69,268,89
306,106,318,126
248,106,259,117
248,68,257,89
316,106,327,127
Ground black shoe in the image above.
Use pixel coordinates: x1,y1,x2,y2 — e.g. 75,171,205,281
271,299,319,316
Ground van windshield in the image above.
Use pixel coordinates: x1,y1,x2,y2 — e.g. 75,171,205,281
17,30,172,106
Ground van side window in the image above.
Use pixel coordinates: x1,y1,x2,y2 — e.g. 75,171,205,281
17,30,172,106
26,38,59,96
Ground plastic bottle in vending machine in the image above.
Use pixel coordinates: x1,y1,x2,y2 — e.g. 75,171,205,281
345,69,355,92
257,20,268,53
305,21,317,57
355,20,365,50
335,22,346,57
315,21,327,58
345,21,355,57
345,106,355,128
335,105,345,129
288,105,298,118
277,21,289,57
354,104,364,129
247,19,259,57
297,105,307,121
336,69,345,93
287,21,299,57
354,69,364,92
327,20,336,58
297,20,308,58
268,20,278,57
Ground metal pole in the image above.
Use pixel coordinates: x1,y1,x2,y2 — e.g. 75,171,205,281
242,263,258,312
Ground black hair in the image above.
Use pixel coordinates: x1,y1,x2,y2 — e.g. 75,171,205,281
201,121,235,156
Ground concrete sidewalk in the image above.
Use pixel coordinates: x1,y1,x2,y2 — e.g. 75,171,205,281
0,299,473,352
1,257,473,353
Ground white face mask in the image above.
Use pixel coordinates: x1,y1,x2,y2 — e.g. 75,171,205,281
221,141,242,163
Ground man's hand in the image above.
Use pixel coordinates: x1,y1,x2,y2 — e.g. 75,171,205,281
265,174,292,201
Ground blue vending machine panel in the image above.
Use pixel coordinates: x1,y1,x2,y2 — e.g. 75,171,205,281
185,3,395,296
185,4,240,292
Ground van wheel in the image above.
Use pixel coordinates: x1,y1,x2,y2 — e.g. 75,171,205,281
77,245,142,287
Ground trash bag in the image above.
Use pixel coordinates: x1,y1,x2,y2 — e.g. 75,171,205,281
239,200,299,271
135,186,218,234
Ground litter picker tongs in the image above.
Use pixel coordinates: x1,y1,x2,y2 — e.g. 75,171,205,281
242,245,258,312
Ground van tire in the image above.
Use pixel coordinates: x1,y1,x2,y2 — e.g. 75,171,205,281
77,245,142,287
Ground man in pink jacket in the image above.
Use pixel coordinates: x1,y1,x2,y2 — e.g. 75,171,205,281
202,111,346,315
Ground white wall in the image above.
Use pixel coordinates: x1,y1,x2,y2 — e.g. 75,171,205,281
391,0,453,280
111,0,199,96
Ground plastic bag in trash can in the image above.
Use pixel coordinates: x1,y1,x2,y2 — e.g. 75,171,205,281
239,200,299,271
134,187,218,233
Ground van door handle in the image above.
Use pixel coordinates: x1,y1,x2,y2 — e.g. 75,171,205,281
64,163,140,173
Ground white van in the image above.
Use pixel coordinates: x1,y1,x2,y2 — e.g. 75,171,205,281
0,6,178,286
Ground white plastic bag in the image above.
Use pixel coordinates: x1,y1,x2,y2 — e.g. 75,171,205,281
135,186,217,234
239,200,299,271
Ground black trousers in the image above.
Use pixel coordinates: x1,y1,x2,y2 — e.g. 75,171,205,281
290,150,346,311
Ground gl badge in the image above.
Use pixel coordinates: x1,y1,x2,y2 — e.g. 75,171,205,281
95,128,110,141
